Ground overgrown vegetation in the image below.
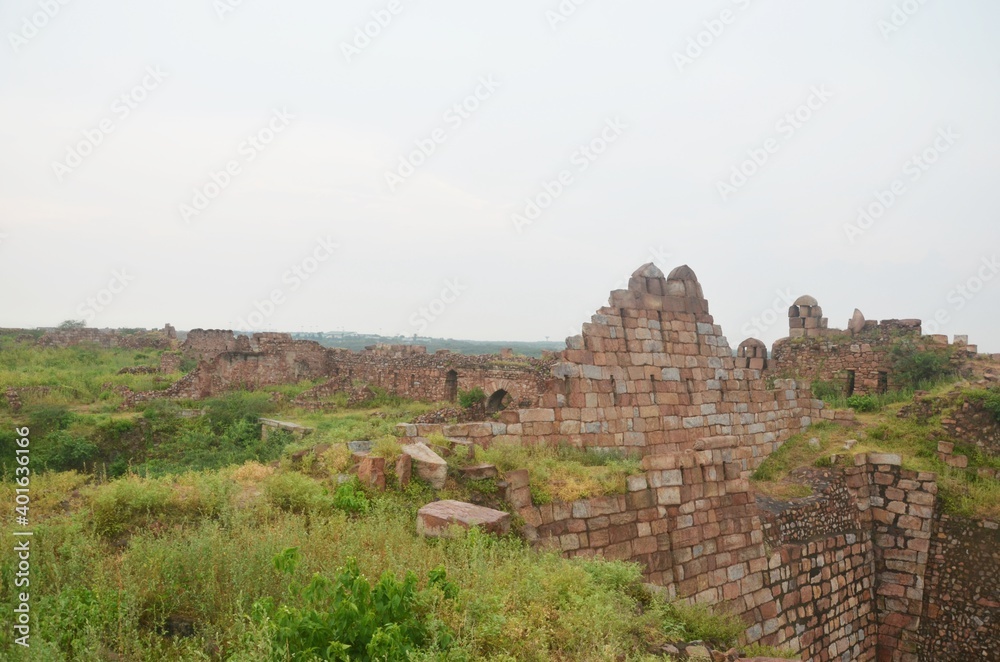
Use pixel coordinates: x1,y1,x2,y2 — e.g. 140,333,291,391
0,463,755,660
751,384,1000,518
441,436,643,503
457,387,486,409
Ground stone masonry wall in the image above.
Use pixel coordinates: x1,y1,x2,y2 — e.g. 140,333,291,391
916,515,1000,661
469,264,833,461
37,326,175,350
161,331,549,405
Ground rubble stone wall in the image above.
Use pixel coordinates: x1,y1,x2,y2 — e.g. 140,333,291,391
916,516,1000,661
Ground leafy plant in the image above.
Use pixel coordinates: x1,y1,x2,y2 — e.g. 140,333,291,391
331,478,370,515
890,340,954,388
253,550,453,660
458,387,486,409
846,394,880,412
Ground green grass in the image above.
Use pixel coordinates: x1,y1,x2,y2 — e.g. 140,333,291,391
444,437,643,503
0,465,753,660
0,336,181,408
751,389,1000,518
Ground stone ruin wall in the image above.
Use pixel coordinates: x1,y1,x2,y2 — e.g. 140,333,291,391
163,330,549,405
402,265,998,662
916,516,1000,660
762,297,992,396
35,324,176,350
433,264,839,462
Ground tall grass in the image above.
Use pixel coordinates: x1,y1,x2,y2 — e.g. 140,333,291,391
0,466,756,660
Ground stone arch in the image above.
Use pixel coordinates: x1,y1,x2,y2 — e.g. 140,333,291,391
486,388,511,414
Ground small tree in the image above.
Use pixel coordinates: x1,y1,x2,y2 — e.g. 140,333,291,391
58,320,86,329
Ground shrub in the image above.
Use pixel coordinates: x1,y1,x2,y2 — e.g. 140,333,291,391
332,478,370,514
811,380,843,401
264,472,328,514
204,391,276,432
370,435,402,462
28,404,75,436
458,387,486,409
890,341,954,388
846,394,880,413
37,430,99,472
253,550,453,660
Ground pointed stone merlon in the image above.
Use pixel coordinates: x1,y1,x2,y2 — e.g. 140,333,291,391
401,440,448,489
416,500,511,538
607,263,709,315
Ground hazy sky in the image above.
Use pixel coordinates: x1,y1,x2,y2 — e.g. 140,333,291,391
2,1,999,351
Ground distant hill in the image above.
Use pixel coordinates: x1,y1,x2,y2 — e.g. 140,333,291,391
287,332,565,358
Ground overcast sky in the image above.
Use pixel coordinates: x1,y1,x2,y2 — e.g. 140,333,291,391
2,1,999,351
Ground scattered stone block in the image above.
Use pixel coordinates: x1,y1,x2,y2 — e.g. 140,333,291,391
395,453,412,487
357,456,386,491
416,500,510,538
459,463,498,480
401,441,448,489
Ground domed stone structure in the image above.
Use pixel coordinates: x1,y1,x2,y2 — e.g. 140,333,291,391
788,295,828,338
736,338,768,370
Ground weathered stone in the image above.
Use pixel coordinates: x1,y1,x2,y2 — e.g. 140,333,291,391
401,442,448,489
416,500,510,538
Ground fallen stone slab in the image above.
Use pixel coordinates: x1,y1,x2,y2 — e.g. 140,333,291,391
260,418,314,441
459,463,498,480
416,500,510,538
401,441,448,489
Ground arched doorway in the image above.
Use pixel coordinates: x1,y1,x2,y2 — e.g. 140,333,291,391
486,388,512,414
445,370,458,402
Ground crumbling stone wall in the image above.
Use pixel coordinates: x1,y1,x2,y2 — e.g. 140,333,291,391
916,516,1000,660
161,332,549,405
467,264,832,461
37,326,175,350
296,345,550,407
769,298,986,396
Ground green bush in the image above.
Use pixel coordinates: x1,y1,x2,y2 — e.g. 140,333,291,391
253,550,453,660
846,394,880,413
265,472,329,514
458,387,486,409
811,380,843,401
890,341,954,388
37,430,99,472
204,390,276,432
28,404,75,436
332,478,370,515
